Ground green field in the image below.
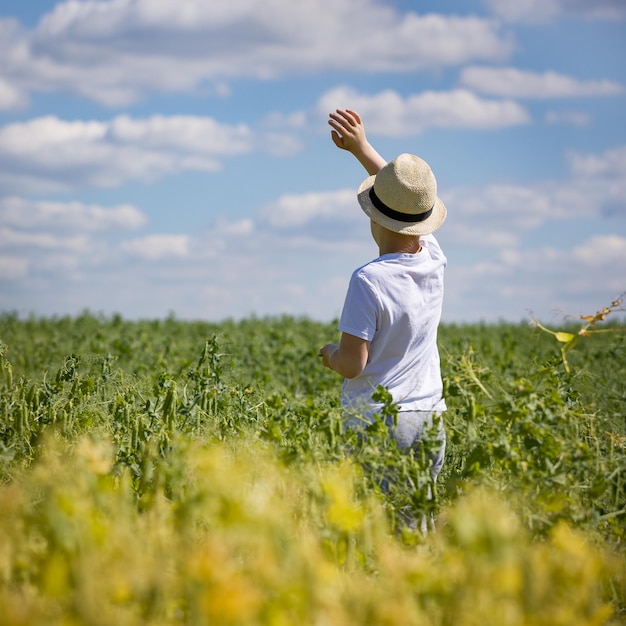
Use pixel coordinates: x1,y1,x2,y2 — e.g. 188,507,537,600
1,309,625,625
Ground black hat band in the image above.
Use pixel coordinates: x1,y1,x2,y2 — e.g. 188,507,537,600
369,187,434,223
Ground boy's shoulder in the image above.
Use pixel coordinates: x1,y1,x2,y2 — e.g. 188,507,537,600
422,234,446,263
421,233,441,250
349,257,396,292
350,260,375,283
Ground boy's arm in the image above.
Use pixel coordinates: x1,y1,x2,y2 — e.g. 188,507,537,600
328,109,386,175
319,332,369,379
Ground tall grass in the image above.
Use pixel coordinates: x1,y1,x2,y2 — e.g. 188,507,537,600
0,433,621,625
0,311,625,624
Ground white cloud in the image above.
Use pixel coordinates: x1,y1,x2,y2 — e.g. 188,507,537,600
0,19,29,111
261,133,304,158
260,190,356,229
0,196,147,231
567,145,626,178
0,85,532,196
108,115,253,156
483,0,626,23
571,234,626,267
213,218,255,237
442,234,626,323
0,76,26,110
443,183,565,233
3,196,623,323
1,132,623,323
428,142,626,320
0,227,90,252
0,114,262,193
0,183,370,319
0,255,28,280
317,87,531,135
442,143,626,237
262,111,308,130
0,1,514,105
545,111,591,127
121,234,190,261
460,67,624,98
0,116,107,157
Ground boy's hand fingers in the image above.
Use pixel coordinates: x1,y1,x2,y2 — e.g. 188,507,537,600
335,108,358,126
328,117,344,133
329,119,354,139
329,110,353,130
345,109,361,124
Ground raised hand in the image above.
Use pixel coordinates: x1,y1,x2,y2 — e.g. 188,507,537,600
328,109,386,175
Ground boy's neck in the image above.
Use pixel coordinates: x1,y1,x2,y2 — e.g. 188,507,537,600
377,231,422,256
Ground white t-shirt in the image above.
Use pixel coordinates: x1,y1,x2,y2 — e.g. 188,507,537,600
338,233,447,420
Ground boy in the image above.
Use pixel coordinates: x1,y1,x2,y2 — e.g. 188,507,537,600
319,108,447,490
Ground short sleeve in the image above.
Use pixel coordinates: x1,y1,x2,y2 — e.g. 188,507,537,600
338,270,378,342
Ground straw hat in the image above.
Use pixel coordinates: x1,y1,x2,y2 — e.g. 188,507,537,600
357,153,447,235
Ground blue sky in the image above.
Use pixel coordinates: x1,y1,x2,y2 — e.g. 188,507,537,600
0,0,624,325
